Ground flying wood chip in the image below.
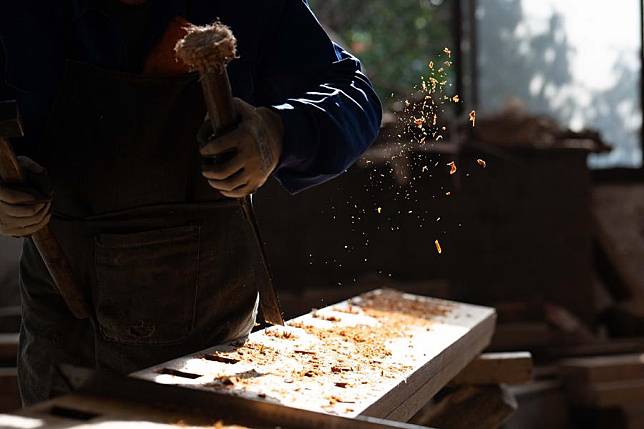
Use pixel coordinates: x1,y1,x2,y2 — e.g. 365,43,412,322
435,240,443,254
469,110,477,127
447,161,457,175
477,159,487,168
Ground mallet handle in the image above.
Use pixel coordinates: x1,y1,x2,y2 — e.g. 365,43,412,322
0,136,91,319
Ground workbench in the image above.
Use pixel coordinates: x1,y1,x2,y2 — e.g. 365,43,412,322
0,289,513,428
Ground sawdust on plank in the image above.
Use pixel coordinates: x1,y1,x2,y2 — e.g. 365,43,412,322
199,290,452,414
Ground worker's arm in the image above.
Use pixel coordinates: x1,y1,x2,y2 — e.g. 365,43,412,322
0,35,53,237
0,157,53,237
256,0,383,194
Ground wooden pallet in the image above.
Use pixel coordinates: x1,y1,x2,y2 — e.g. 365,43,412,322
135,289,496,422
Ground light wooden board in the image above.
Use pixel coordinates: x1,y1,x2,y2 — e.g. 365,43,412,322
0,373,430,429
134,289,496,422
450,352,533,386
0,394,251,428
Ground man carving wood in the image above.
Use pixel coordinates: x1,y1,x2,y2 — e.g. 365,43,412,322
0,0,382,405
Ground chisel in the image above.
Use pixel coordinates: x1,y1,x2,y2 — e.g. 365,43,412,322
175,23,284,326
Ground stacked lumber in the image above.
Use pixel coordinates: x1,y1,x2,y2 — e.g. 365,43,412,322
450,352,533,386
560,354,644,428
411,352,533,429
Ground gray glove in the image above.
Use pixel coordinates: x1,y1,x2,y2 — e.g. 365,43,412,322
0,157,52,237
198,98,284,198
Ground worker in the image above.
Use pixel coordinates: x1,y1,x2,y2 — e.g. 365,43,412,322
0,1,382,405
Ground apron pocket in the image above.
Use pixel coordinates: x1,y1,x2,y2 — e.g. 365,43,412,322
94,225,200,345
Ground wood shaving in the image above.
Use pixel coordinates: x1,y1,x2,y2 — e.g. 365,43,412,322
447,161,457,175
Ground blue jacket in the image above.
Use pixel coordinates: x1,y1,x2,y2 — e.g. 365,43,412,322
0,1,382,193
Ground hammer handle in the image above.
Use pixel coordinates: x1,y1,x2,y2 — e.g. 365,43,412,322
0,137,90,319
0,137,24,183
199,70,284,326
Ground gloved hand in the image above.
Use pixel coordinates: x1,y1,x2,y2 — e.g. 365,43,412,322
198,98,284,198
0,157,53,237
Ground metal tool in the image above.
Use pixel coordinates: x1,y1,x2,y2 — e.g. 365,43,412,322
175,23,284,325
57,365,429,429
0,100,90,319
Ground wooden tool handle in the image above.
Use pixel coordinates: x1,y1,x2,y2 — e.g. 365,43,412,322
0,136,90,319
31,229,91,319
200,70,236,135
0,137,25,184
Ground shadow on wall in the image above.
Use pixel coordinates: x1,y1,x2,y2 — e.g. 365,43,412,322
0,238,21,307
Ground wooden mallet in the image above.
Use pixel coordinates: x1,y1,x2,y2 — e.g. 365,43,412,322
0,100,90,319
176,23,284,326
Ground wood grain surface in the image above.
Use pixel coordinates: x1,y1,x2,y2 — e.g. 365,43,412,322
135,289,496,422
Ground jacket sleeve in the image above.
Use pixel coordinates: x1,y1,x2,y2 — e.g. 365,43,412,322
255,0,382,194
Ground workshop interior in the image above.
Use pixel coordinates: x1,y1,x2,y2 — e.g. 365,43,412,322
0,0,643,428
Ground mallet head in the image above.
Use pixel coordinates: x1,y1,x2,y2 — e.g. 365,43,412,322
175,22,237,73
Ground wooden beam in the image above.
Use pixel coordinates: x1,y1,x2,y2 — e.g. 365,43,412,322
0,368,19,413
411,385,517,429
135,289,496,422
567,379,644,408
560,354,644,408
0,388,432,429
450,352,533,385
560,354,644,384
0,334,18,366
592,184,644,301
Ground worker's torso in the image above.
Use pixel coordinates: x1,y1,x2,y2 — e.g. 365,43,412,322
18,3,268,353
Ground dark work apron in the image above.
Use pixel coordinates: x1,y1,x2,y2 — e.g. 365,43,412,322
17,60,265,404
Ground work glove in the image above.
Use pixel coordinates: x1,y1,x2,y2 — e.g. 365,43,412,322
198,98,284,198
0,157,53,237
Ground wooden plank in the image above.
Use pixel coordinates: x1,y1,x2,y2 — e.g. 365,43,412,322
592,184,644,300
581,379,644,408
0,394,247,429
384,312,496,421
547,339,644,359
560,354,644,384
0,375,432,429
450,352,533,385
0,368,19,413
560,354,644,408
489,323,553,351
134,289,496,421
0,334,18,365
411,385,517,429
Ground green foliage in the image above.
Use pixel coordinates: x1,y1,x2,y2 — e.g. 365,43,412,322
308,0,452,104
